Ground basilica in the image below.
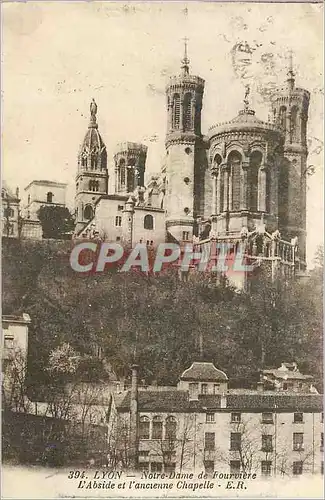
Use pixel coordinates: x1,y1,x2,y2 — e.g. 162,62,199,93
74,44,309,278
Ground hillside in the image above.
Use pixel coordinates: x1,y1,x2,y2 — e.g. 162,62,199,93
2,238,323,391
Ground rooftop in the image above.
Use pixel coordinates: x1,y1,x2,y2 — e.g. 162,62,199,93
180,362,228,382
24,180,67,191
263,369,313,381
117,390,323,413
2,313,31,325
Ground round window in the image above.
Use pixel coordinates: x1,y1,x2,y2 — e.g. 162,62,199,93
184,177,190,184
185,147,191,155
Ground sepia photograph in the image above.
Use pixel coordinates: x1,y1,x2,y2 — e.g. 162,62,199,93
1,1,324,498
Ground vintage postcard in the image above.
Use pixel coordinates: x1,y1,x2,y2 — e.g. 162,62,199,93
1,1,324,499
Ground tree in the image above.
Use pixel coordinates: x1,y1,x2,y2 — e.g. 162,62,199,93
37,205,74,239
2,239,323,390
2,347,31,414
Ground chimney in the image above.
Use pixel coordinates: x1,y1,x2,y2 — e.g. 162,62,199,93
129,364,139,470
257,382,264,392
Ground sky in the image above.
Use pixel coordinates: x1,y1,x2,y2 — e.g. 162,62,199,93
2,1,323,266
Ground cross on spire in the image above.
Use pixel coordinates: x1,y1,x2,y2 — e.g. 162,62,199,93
287,49,295,90
181,36,190,75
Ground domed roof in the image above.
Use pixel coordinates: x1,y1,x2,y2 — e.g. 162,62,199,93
180,362,228,382
209,86,282,139
79,99,106,154
209,108,281,139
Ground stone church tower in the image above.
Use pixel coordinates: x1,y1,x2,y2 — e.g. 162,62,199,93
271,57,310,262
114,142,147,195
208,88,283,239
75,99,108,235
164,41,206,242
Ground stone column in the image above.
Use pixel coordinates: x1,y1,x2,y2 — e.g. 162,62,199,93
191,99,196,131
216,167,221,214
286,111,291,143
211,168,218,216
228,166,233,211
258,166,267,212
115,164,119,193
223,165,230,212
167,96,172,131
240,162,249,210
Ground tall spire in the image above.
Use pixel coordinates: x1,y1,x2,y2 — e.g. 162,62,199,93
181,37,190,75
89,98,98,128
287,49,295,91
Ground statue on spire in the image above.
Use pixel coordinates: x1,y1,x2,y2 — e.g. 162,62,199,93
181,37,190,75
244,84,250,111
89,98,98,128
90,98,97,118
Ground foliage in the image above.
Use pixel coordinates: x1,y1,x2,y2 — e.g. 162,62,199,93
2,238,323,393
37,205,74,239
47,343,81,376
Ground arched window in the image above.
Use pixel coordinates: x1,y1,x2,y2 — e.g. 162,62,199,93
212,154,222,213
165,416,176,441
95,180,99,192
89,180,93,191
183,93,192,130
127,168,134,193
139,416,150,440
228,151,242,211
144,214,154,230
152,416,163,440
290,106,299,143
249,151,262,212
119,159,126,188
90,153,97,169
27,194,31,204
47,192,53,203
84,205,93,220
213,154,222,167
279,106,286,132
172,94,180,129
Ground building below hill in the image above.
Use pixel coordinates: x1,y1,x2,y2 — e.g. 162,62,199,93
109,362,323,476
1,182,21,238
2,179,68,240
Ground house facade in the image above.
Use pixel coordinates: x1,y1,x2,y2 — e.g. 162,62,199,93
112,362,323,476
